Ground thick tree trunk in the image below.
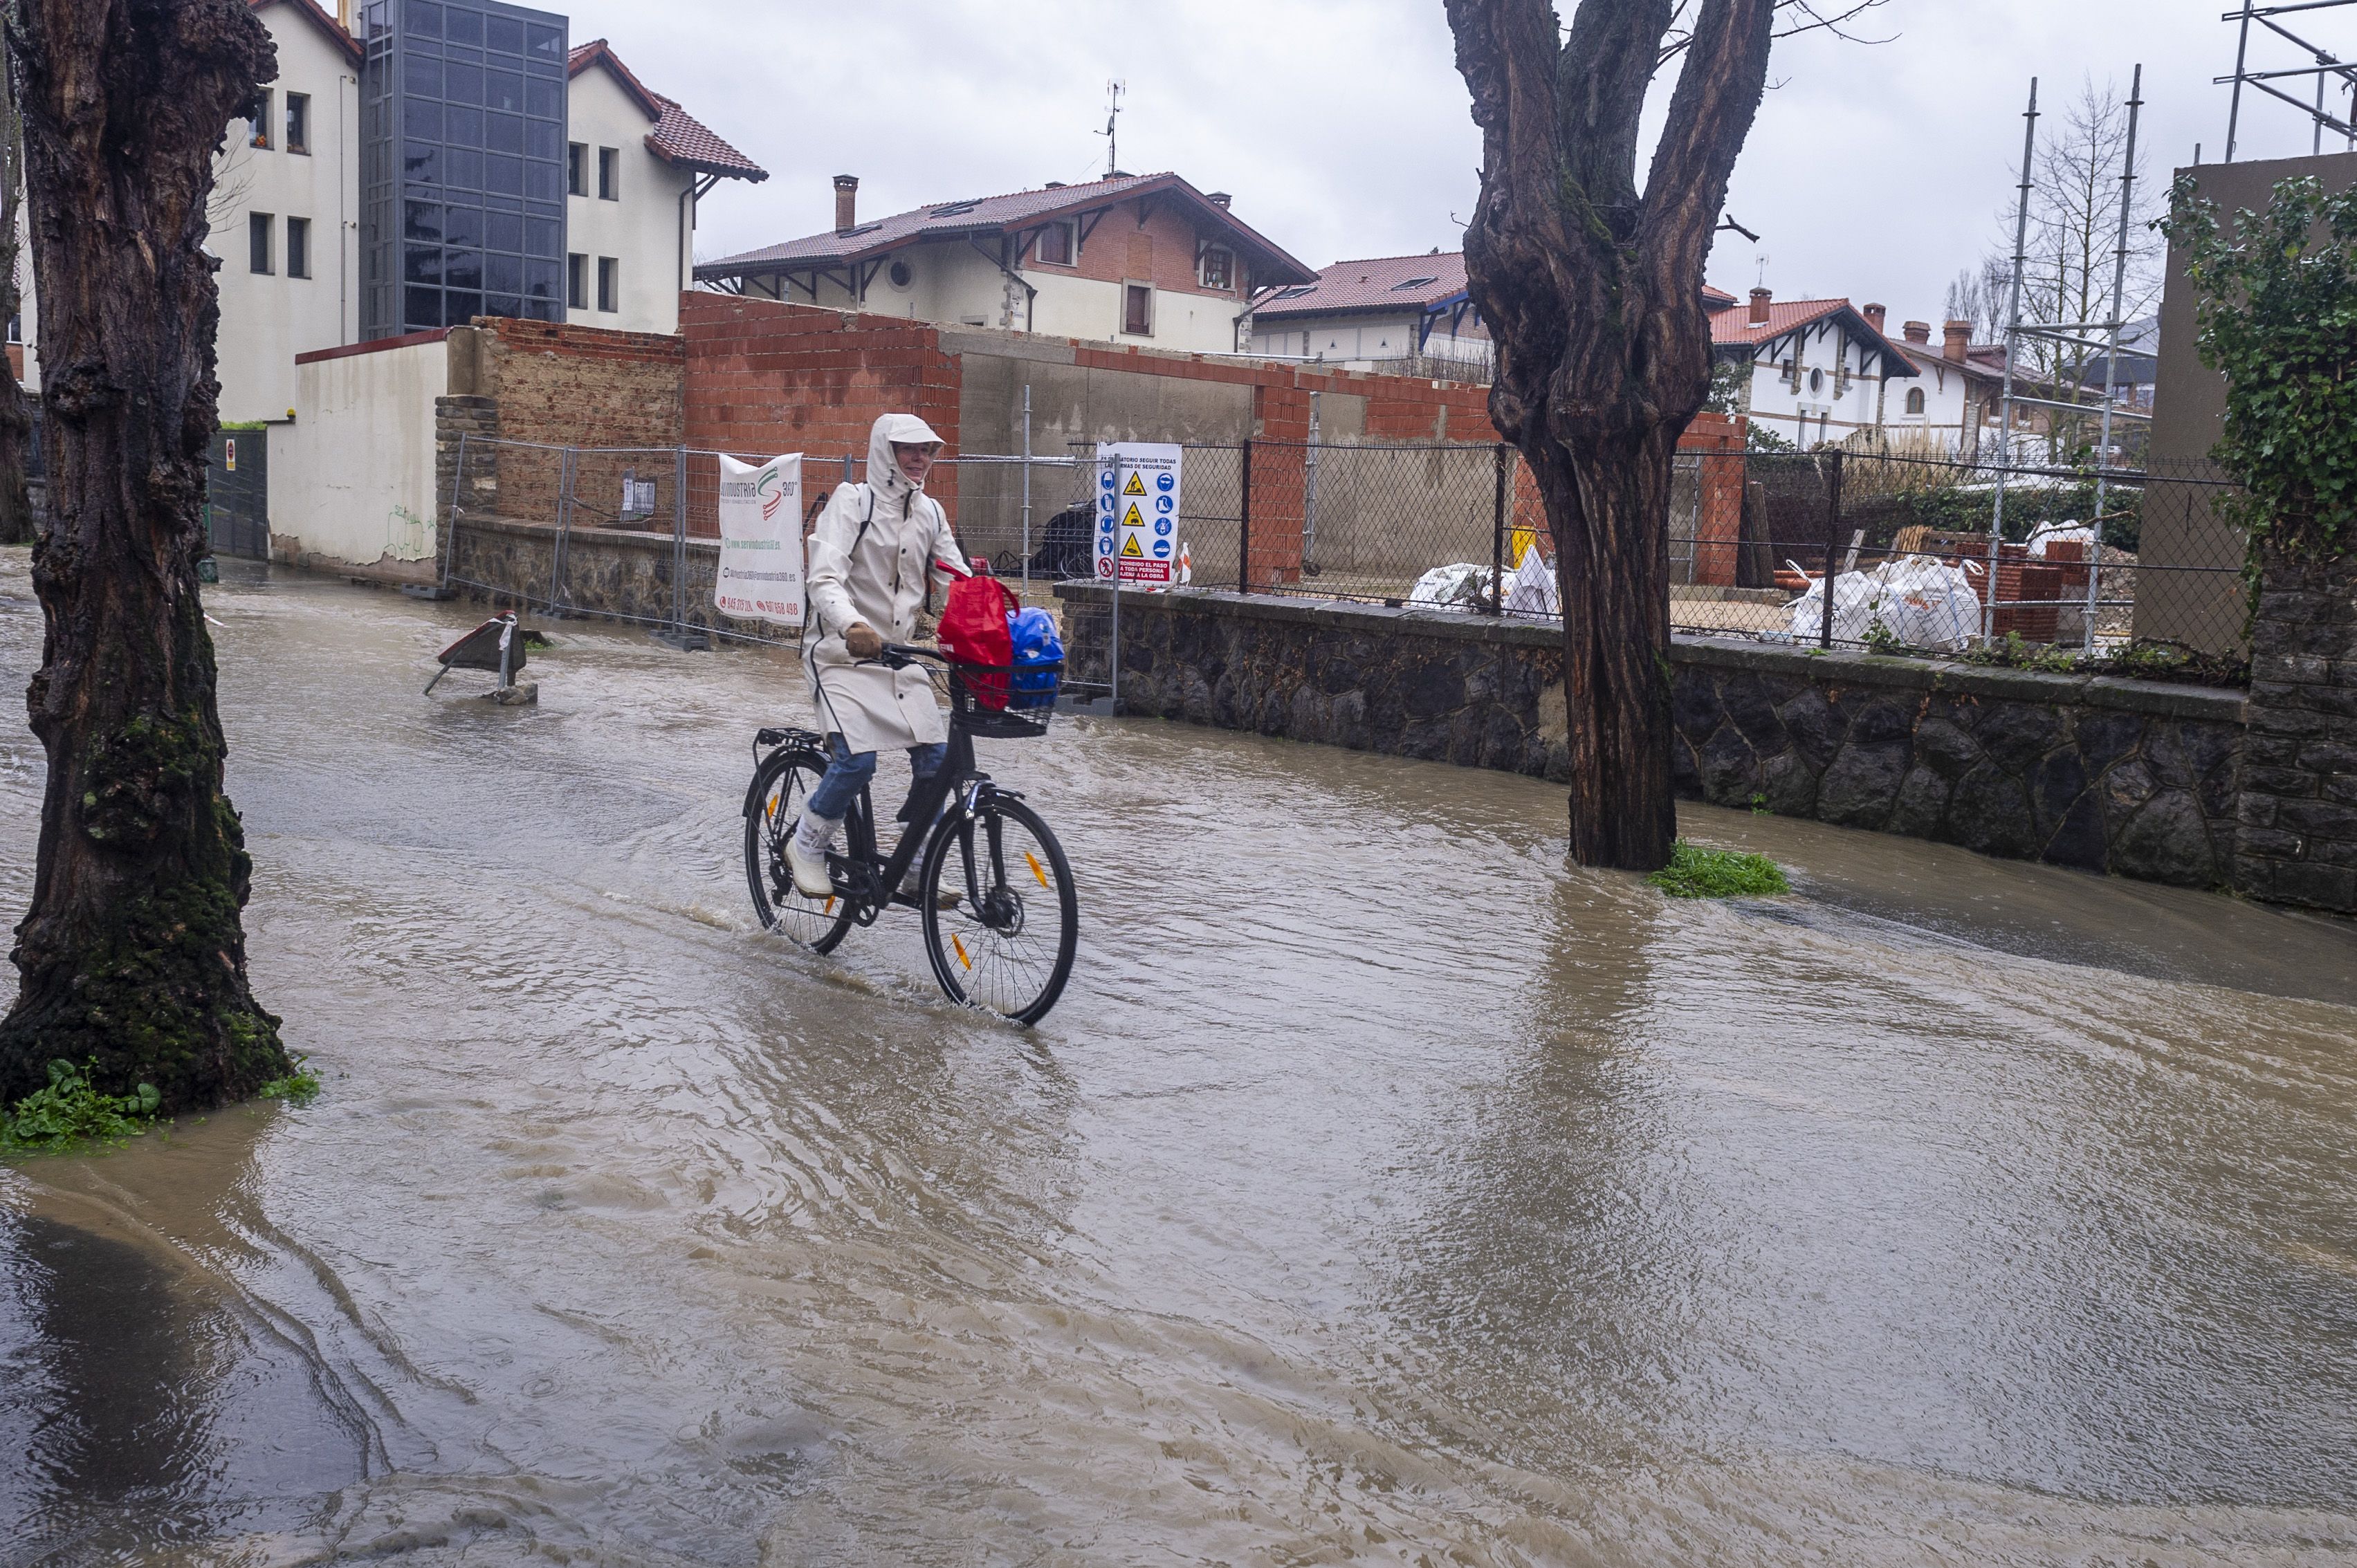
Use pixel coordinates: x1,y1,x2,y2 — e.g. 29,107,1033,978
1448,0,1774,870
0,26,35,549
0,0,289,1111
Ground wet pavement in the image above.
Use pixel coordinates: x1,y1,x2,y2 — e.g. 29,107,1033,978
2,555,2355,1566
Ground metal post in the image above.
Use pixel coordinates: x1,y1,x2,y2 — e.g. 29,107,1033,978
1238,438,1253,593
1020,383,1033,593
551,445,575,614
1302,391,1321,571
442,430,467,589
1491,443,1508,616
2086,65,2143,651
1987,78,2040,642
673,443,689,637
2228,0,2255,161
1820,449,1844,650
1106,447,1120,716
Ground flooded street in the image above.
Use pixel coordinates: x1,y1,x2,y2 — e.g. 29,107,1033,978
3,553,2356,1566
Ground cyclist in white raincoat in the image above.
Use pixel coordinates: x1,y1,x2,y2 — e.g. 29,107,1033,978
785,412,970,897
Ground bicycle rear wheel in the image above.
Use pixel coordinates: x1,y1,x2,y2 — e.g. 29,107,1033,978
744,746,855,954
919,795,1077,1025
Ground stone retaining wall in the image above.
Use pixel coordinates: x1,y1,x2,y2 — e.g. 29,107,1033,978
1056,586,2255,894
446,515,731,634
2239,547,2357,912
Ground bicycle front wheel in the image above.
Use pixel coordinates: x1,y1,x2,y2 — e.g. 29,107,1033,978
744,746,855,954
919,795,1078,1025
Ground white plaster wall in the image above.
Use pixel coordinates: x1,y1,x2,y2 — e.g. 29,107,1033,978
270,338,446,571
1742,320,1902,443
208,12,362,423
563,66,695,335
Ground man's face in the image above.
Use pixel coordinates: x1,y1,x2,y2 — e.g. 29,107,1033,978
892,442,939,486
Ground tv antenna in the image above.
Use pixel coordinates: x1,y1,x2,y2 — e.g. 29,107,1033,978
1099,80,1126,178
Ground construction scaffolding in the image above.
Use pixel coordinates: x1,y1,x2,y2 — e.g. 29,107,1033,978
1984,68,2152,646
2221,0,2357,160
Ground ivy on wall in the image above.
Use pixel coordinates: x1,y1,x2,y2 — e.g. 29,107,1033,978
2159,174,2357,557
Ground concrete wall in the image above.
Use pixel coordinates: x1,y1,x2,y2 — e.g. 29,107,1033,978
563,63,698,336
271,331,450,578
1056,584,2253,895
2145,149,2357,652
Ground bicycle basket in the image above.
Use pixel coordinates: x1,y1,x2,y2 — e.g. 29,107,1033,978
952,658,1061,739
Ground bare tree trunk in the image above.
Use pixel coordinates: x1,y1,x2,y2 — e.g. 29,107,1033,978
0,0,289,1111
1446,0,1775,869
0,18,35,550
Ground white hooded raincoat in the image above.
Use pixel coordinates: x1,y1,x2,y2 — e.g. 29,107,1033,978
803,414,970,755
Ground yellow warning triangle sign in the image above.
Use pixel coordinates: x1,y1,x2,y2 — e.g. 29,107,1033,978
1121,533,1145,557
1123,472,1148,496
1121,501,1145,528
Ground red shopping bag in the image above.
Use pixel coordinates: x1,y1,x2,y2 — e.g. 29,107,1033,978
937,561,1018,709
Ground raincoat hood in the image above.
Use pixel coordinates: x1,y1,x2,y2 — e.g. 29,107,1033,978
865,413,945,509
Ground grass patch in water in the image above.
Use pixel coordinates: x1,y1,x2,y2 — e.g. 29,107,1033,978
1,1058,161,1154
256,1057,322,1105
1649,842,1790,900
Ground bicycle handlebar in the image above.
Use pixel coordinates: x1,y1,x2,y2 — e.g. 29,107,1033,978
876,643,947,670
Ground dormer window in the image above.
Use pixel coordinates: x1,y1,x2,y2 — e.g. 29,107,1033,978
1036,221,1075,266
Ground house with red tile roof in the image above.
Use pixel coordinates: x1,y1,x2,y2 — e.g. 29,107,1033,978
696,173,1315,355
12,0,767,425
1707,288,1917,447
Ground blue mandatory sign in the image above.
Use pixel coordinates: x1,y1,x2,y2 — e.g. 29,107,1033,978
1155,495,1174,513
1101,468,1117,490
1155,518,1173,537
1156,472,1175,492
1153,539,1173,558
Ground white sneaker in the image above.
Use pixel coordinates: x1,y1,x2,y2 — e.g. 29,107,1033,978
785,814,841,899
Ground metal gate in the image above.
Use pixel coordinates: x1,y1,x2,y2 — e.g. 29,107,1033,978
206,428,270,560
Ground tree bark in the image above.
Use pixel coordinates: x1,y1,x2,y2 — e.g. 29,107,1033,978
1446,0,1774,869
0,0,288,1112
0,23,36,550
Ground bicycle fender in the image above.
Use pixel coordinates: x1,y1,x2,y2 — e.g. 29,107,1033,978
744,742,824,820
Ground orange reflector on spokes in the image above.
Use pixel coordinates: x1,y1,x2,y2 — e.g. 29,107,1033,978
823,897,836,914
953,934,972,970
1025,851,1048,888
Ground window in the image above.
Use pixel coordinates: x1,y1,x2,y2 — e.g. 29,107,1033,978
596,256,617,313
286,216,311,279
1905,387,1926,416
567,252,587,310
1270,285,1314,300
1200,246,1233,290
887,258,913,288
248,213,273,274
1036,222,1074,266
567,142,586,196
286,93,310,154
1808,367,1825,395
1122,282,1152,336
597,147,618,200
248,89,272,149
1389,275,1438,290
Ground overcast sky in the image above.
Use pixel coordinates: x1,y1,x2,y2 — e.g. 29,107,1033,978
560,0,2352,323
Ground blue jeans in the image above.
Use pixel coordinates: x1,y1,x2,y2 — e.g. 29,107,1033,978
807,735,948,822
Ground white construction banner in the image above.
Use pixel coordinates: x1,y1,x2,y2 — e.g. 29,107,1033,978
1094,442,1183,591
714,452,804,627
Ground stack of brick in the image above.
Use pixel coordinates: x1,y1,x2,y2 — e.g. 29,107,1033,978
2237,548,2357,913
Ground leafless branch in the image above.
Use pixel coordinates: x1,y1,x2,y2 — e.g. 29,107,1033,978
1655,0,1895,66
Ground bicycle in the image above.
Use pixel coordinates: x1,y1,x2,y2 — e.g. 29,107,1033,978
742,645,1079,1026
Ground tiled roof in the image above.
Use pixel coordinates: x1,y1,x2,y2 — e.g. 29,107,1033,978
1712,296,1916,375
697,172,1314,285
1703,284,1738,308
569,39,766,183
1251,253,1469,317
249,0,363,66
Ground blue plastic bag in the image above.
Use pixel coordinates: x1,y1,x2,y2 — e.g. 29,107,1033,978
1007,607,1063,700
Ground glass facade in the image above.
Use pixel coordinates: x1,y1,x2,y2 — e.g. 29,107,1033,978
360,0,567,340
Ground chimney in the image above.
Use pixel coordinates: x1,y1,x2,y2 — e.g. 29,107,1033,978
1206,191,1232,210
1943,320,1970,362
1902,320,1930,345
1748,286,1772,326
833,174,859,233
1862,303,1887,334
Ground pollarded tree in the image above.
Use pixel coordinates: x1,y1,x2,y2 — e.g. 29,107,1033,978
1444,0,1858,869
0,0,291,1110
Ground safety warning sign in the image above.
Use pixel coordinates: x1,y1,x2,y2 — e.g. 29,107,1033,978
1094,442,1182,589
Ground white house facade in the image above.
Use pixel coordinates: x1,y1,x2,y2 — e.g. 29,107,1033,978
1246,252,1492,373
14,0,762,423
1707,289,1916,446
697,173,1314,356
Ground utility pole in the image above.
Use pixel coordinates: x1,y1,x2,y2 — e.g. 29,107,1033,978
1100,80,1125,178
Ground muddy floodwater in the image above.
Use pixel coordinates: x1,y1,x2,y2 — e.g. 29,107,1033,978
3,556,2356,1567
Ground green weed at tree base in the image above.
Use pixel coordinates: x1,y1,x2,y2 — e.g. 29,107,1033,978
0,1058,161,1154
1648,842,1791,899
